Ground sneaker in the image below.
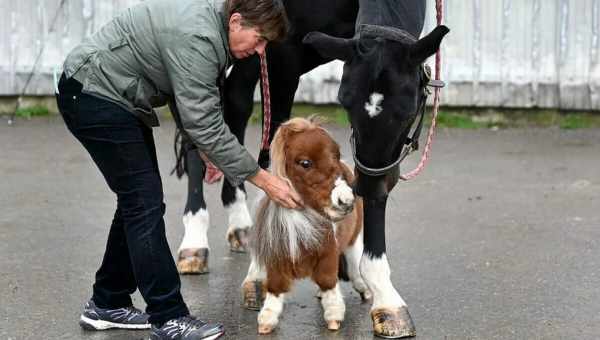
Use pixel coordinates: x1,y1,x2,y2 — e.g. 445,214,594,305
149,316,224,340
79,299,150,330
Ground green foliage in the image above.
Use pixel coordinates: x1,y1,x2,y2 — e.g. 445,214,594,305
15,105,50,119
249,105,600,129
559,114,599,129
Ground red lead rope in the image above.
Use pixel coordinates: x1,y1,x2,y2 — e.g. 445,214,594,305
259,53,272,151
399,0,444,181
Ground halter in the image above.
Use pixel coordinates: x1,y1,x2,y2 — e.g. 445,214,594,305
350,64,444,177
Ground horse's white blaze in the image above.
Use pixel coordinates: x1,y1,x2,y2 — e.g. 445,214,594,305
179,209,210,251
364,92,384,118
258,292,285,327
360,254,407,310
225,188,253,234
320,283,345,322
343,231,370,297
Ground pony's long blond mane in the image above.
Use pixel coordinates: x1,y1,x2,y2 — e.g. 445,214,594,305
270,116,326,179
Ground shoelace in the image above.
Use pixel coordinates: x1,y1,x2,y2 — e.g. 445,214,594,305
175,316,206,330
124,306,144,315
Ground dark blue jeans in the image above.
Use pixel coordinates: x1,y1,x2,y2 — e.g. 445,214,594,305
56,75,189,325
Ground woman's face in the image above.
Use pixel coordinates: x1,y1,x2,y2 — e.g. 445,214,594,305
228,13,268,59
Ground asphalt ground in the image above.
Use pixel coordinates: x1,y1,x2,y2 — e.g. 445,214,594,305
1,116,599,340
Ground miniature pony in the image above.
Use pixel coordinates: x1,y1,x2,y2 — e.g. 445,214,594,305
242,117,371,334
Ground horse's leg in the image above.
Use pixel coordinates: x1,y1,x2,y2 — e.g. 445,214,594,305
312,245,345,331
176,149,210,274
221,57,260,253
343,229,372,301
361,196,415,338
241,254,267,310
257,269,291,334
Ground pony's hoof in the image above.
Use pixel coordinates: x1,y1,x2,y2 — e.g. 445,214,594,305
227,228,249,253
258,323,275,334
326,320,341,331
242,280,265,310
177,248,209,275
371,306,416,338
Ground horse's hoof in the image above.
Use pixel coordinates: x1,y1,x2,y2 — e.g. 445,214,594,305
326,320,341,331
242,280,265,310
371,306,416,338
258,323,275,334
227,228,249,253
177,248,209,275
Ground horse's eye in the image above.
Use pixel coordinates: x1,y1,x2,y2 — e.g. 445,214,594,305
298,159,312,169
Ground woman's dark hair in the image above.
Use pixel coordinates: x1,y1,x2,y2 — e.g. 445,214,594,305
226,0,289,42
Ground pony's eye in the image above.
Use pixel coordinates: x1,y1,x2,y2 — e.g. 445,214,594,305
298,159,313,169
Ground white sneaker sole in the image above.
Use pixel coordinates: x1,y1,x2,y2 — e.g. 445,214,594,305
148,330,224,340
80,315,151,330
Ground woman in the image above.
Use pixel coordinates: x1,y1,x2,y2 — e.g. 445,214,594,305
56,0,299,339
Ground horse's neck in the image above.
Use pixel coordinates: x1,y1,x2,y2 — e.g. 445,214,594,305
356,0,426,38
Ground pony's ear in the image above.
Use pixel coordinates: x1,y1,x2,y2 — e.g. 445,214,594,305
270,125,290,178
409,25,450,64
303,32,356,61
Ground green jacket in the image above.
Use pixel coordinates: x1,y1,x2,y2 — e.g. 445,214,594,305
63,0,259,186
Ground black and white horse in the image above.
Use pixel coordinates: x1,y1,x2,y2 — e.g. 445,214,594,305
177,0,448,337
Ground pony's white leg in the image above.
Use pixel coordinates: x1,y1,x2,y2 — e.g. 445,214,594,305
361,253,415,338
320,283,345,331
225,188,253,252
343,230,372,301
257,292,285,334
241,255,267,310
177,209,210,274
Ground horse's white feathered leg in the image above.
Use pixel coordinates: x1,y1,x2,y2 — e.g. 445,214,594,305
225,188,252,252
242,255,267,310
361,253,415,338
177,209,210,274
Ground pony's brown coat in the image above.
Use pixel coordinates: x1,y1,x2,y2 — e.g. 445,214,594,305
253,117,363,295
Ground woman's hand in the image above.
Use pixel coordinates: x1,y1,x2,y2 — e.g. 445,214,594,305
248,169,303,209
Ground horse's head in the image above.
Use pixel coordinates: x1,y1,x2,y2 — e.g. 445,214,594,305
304,25,449,199
271,117,355,221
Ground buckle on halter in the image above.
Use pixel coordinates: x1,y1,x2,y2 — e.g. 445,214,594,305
428,79,445,88
423,64,445,88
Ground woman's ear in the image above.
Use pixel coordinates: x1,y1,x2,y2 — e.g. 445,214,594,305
229,12,242,32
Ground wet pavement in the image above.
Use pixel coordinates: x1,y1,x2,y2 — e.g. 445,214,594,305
1,116,600,340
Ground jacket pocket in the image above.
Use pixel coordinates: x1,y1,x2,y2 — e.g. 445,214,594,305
108,37,129,51
123,77,162,126
64,45,98,78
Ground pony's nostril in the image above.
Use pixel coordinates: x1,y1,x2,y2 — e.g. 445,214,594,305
338,197,354,209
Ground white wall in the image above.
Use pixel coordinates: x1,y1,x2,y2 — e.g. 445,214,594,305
1,0,599,110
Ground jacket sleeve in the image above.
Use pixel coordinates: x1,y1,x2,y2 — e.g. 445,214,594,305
162,33,259,187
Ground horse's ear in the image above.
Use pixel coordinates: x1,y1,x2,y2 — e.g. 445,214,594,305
303,32,355,61
409,25,450,64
